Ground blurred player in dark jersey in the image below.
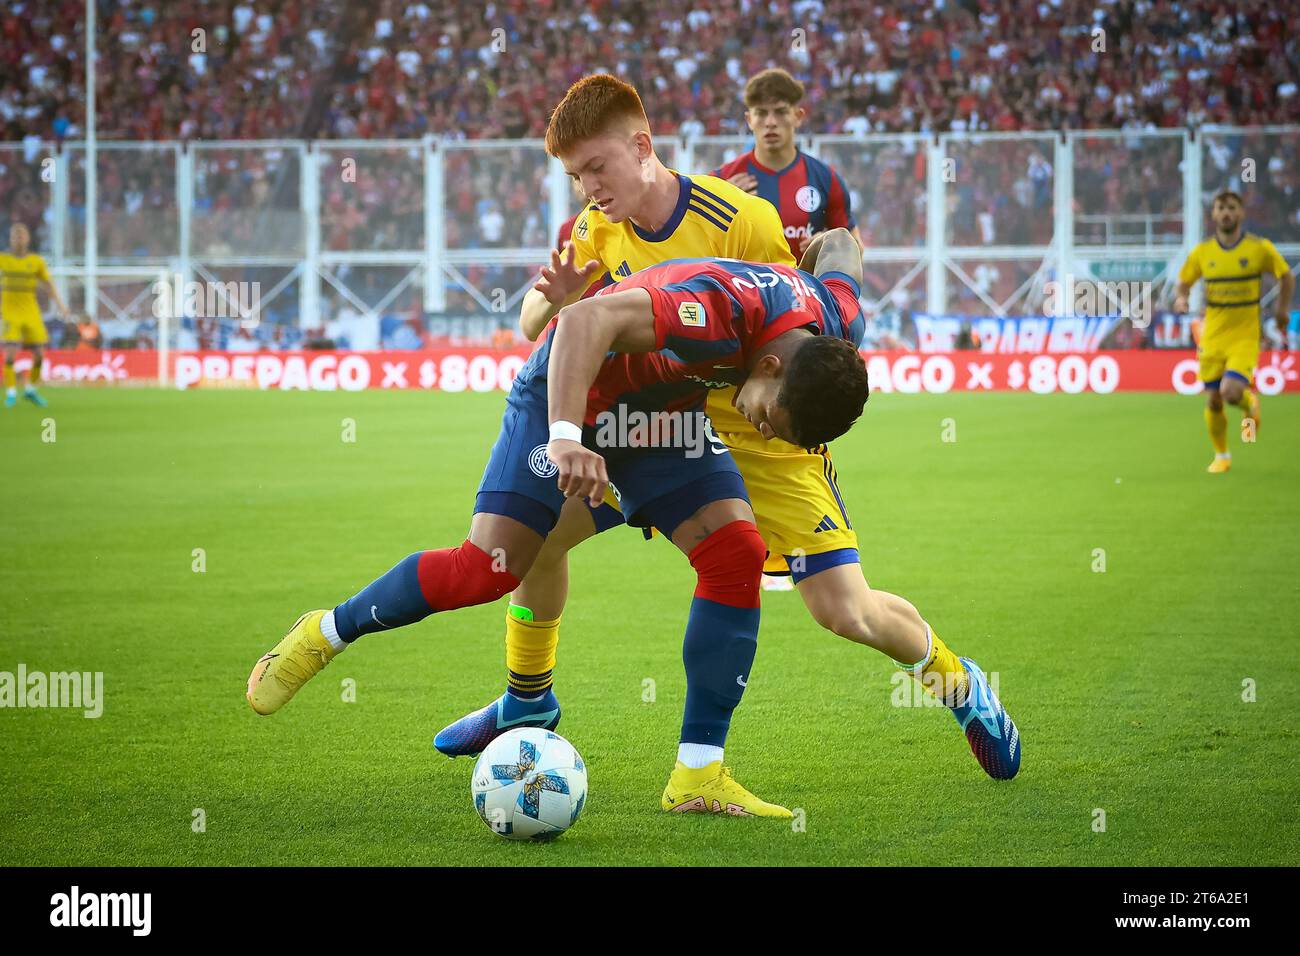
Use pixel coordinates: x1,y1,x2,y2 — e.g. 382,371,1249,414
715,69,863,260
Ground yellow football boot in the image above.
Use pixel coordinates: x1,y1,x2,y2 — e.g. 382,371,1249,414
1206,456,1232,474
661,761,792,818
246,610,336,715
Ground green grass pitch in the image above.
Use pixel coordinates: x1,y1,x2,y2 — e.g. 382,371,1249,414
2,387,1297,866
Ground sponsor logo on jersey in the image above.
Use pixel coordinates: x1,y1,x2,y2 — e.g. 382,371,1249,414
784,224,814,240
678,302,706,327
795,185,822,213
527,443,559,478
615,260,632,278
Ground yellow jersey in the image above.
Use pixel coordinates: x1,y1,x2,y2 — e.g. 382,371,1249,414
1178,234,1290,347
0,251,52,324
569,171,795,432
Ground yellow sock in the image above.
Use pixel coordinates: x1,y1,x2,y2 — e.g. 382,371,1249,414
1236,385,1254,411
505,604,559,698
2,361,13,390
29,355,40,386
1205,407,1228,454
895,625,969,706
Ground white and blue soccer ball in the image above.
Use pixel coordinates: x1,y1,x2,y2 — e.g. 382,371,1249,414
471,727,588,840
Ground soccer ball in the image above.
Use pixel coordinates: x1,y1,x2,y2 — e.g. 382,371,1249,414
471,727,588,840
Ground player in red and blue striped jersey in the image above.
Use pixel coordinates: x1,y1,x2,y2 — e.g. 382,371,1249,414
245,230,880,817
714,68,863,260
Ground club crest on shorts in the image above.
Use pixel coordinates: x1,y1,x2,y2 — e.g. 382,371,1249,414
678,302,706,327
528,444,559,478
795,185,822,212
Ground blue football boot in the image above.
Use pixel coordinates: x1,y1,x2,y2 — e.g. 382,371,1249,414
434,689,561,758
950,658,1020,780
23,388,48,408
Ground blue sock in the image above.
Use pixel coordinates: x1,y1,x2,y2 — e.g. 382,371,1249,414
333,553,432,642
679,597,760,747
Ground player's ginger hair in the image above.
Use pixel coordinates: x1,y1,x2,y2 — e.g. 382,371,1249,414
544,74,651,157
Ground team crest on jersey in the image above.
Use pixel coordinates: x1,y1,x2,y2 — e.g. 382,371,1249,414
1239,257,1248,267
678,302,706,327
575,216,589,241
528,444,559,478
795,185,822,213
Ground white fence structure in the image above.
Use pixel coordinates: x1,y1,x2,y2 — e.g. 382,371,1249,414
2,126,1297,331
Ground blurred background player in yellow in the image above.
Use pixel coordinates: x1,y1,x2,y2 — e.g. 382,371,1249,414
1173,191,1294,473
1,222,68,408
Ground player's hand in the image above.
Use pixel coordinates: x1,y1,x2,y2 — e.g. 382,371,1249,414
535,242,602,306
726,172,758,194
547,438,607,508
797,232,815,257
1172,294,1189,314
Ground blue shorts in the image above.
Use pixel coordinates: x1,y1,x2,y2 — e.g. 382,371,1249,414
475,390,748,540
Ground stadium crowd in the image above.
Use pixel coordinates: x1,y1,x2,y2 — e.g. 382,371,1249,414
5,0,1298,142
1,0,1296,338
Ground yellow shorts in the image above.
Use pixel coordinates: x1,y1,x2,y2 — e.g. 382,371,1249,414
1198,334,1259,386
1,315,48,346
718,426,859,577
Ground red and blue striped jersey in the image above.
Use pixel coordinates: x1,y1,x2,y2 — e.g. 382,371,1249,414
713,149,856,259
514,258,863,426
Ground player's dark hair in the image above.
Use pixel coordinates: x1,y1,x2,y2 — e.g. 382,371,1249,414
744,69,804,107
1213,190,1243,207
545,74,650,158
778,336,869,447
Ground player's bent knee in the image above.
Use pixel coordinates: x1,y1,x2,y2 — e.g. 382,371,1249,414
418,541,520,612
688,520,765,609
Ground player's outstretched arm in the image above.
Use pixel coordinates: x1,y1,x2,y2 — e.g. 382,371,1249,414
547,287,657,425
545,288,657,506
521,242,603,341
41,277,69,318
